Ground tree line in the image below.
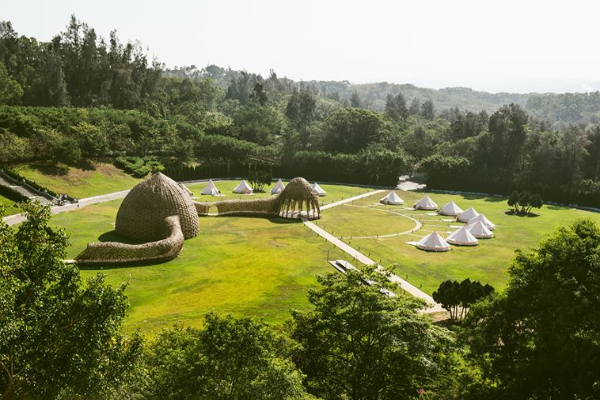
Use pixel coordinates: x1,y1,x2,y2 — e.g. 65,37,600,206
2,202,599,399
1,16,599,206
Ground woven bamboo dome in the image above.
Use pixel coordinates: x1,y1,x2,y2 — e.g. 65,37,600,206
278,177,321,217
115,172,199,241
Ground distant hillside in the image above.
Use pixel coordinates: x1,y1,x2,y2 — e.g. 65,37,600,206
166,65,600,128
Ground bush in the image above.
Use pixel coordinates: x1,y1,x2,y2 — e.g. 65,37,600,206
115,156,164,178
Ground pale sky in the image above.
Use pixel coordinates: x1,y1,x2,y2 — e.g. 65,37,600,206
3,0,600,93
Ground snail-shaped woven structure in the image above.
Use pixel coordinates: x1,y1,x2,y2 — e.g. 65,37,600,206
76,173,199,266
115,172,199,241
195,177,320,220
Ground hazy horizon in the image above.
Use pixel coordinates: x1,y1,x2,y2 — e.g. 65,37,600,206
4,0,600,94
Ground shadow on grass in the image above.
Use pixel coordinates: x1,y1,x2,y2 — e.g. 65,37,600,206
32,162,70,176
504,210,540,218
97,230,145,244
75,159,96,171
462,194,507,203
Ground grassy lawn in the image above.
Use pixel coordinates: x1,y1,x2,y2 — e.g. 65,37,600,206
51,199,352,335
13,162,143,199
45,181,600,335
0,195,18,211
314,202,416,238
318,190,600,295
187,180,372,207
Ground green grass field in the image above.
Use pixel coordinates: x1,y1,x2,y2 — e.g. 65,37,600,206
13,162,143,199
45,182,600,335
317,190,600,294
0,195,17,210
51,199,352,335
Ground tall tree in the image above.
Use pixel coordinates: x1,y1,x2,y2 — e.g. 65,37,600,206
420,99,435,120
409,97,421,115
464,218,600,399
384,93,408,122
0,202,141,399
350,90,362,108
291,265,457,400
286,87,317,149
143,313,310,399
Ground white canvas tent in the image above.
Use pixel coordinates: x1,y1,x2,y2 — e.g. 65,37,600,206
457,207,479,222
311,182,327,196
270,179,285,195
201,179,221,196
467,221,493,239
446,226,478,246
417,231,451,252
233,180,253,194
468,214,496,230
413,195,438,210
380,191,404,205
438,201,463,216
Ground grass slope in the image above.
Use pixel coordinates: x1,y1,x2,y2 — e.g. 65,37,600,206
317,190,600,294
51,199,352,335
13,162,143,199
0,195,17,210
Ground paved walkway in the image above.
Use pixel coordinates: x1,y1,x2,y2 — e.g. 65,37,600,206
3,190,130,226
320,189,386,210
303,218,443,313
311,189,444,313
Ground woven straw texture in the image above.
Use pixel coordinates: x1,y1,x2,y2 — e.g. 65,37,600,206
76,215,185,266
195,177,321,219
116,172,199,241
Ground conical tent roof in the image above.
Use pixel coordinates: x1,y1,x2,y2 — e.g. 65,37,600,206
271,179,285,195
467,220,493,239
115,172,199,241
417,231,451,252
233,180,253,194
380,191,404,205
311,182,327,196
414,195,438,210
446,226,478,246
438,201,463,216
457,207,479,222
468,213,496,230
201,179,220,195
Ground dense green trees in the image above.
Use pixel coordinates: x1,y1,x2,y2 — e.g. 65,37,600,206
143,314,310,400
464,218,600,399
432,278,494,322
0,16,161,109
2,16,600,205
0,202,141,399
291,265,457,399
319,108,399,154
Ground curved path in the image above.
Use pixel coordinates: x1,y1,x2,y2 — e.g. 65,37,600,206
308,190,444,313
335,204,422,239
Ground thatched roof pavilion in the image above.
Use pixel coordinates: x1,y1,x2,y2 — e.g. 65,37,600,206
116,172,199,241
